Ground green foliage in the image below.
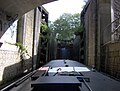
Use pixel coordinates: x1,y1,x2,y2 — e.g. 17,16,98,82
6,42,30,59
40,22,50,41
74,24,84,34
40,22,50,49
49,13,82,40
41,23,48,32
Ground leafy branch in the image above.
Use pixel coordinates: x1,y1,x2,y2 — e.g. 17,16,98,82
6,42,31,59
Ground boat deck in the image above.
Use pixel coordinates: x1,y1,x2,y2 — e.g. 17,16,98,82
7,60,120,91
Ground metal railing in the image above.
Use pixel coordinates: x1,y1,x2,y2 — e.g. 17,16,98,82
0,70,36,91
103,17,120,45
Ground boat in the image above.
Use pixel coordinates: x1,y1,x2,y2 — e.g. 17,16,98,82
31,59,91,91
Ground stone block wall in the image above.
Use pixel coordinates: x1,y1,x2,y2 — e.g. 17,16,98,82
0,49,32,85
101,42,120,80
84,0,111,68
0,9,35,85
73,35,80,61
0,5,48,86
0,50,21,84
84,0,96,66
23,10,34,56
82,0,119,80
96,0,111,70
98,0,111,44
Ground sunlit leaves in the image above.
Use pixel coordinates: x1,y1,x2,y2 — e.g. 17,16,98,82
49,13,81,40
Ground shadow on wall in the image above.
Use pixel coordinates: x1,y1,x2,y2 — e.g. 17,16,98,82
0,55,36,88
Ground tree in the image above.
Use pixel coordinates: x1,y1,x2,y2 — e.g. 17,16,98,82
49,13,82,40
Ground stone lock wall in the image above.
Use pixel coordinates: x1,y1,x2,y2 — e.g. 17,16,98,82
0,10,35,85
0,50,32,85
23,10,34,56
84,0,96,66
84,0,111,68
0,50,21,84
101,42,120,79
0,7,45,85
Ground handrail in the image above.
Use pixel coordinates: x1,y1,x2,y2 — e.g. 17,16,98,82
102,17,120,44
0,70,36,91
103,17,120,32
83,79,92,91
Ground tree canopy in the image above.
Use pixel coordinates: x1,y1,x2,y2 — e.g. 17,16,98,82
49,13,83,40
